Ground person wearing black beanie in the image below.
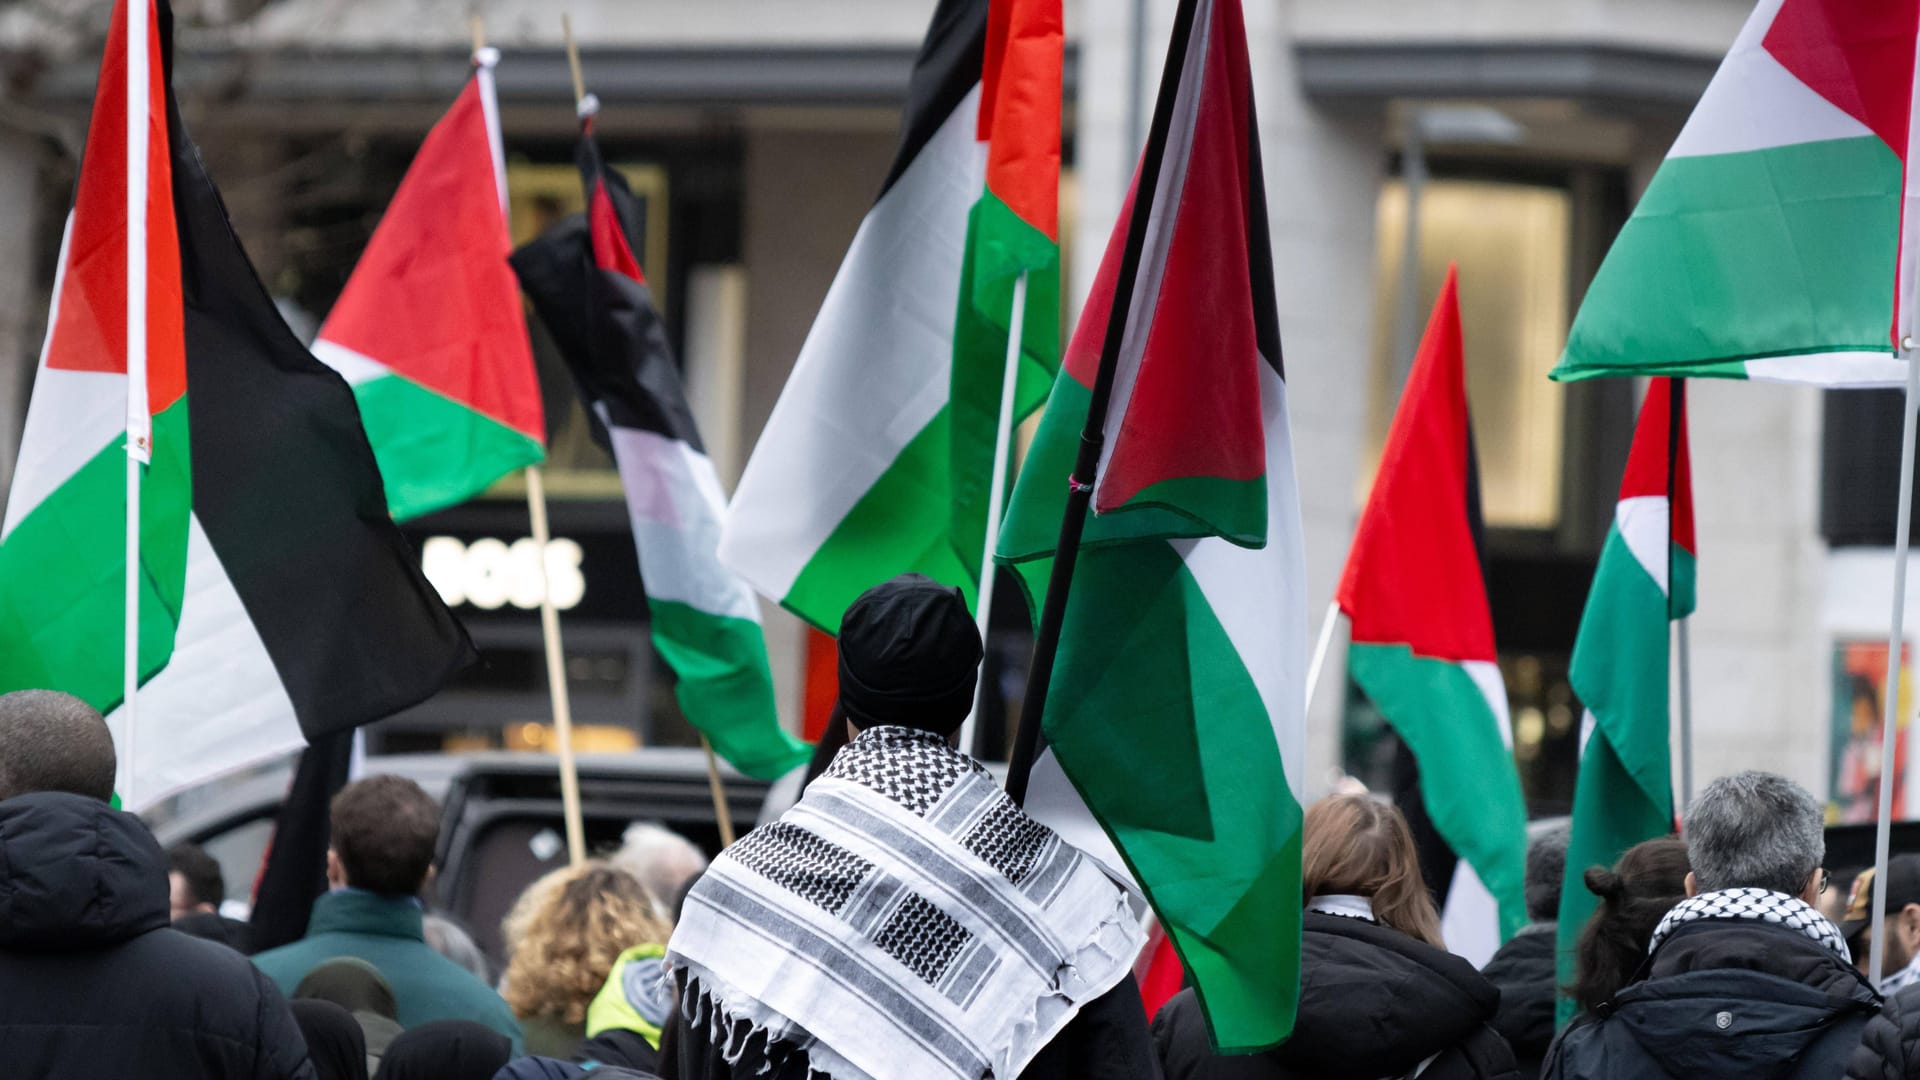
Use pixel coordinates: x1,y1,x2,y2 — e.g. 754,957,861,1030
835,573,983,739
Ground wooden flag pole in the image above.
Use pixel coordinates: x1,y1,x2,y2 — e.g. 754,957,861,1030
960,271,1030,759
122,0,153,809
1871,340,1920,991
471,16,585,867
1005,0,1200,805
703,737,737,847
561,13,586,106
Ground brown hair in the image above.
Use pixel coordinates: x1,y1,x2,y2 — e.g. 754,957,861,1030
330,776,440,896
1301,794,1444,948
1572,835,1689,1013
501,861,672,1027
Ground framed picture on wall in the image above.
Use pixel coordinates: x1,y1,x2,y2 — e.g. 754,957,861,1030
1831,641,1911,824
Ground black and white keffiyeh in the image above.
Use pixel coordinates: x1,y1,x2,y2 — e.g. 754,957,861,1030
666,727,1143,1080
1648,887,1851,960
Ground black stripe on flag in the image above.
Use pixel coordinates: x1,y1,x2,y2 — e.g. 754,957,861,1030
1244,82,1283,381
511,148,704,453
169,96,475,739
875,0,987,202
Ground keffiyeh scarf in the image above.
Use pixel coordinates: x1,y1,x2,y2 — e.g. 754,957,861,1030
1648,887,1851,961
666,727,1143,1080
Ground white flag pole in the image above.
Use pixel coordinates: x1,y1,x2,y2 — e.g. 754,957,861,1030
473,19,585,867
960,271,1029,758
123,0,152,808
1303,600,1341,711
1871,338,1920,992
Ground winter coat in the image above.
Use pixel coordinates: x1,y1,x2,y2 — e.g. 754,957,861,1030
1544,918,1879,1080
1847,982,1920,1080
1154,912,1521,1080
253,889,523,1051
1482,924,1556,1079
0,791,317,1080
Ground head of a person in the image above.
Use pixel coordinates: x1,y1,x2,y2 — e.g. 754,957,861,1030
373,1020,511,1080
0,689,116,803
167,843,225,921
1841,855,1920,979
327,775,440,897
289,999,369,1080
1301,794,1442,948
1572,835,1690,1012
836,574,983,741
422,914,491,984
1685,770,1826,902
608,821,709,918
294,956,399,1022
500,860,671,1026
1525,823,1571,925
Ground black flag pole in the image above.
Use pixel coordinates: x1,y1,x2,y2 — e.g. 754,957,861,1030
1004,0,1202,805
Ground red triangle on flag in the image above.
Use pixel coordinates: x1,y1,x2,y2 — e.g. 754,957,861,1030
317,79,543,444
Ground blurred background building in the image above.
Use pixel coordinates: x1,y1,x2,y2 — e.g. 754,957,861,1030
0,0,1892,819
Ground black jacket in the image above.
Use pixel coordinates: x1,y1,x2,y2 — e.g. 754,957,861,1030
1153,912,1521,1080
1544,918,1879,1080
1847,981,1920,1080
0,792,317,1079
1482,925,1556,1079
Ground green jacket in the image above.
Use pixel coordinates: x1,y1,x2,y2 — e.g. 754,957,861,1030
252,890,522,1053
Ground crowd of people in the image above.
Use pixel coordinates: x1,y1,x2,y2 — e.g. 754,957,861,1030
7,575,1920,1078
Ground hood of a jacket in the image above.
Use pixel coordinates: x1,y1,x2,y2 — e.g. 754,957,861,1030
1274,912,1501,1075
1603,919,1880,1078
0,791,170,951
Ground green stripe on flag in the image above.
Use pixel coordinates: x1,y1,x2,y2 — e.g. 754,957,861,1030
1554,136,1901,381
1015,537,1303,1051
352,373,545,522
0,399,192,711
648,599,809,781
1347,642,1528,938
1556,728,1669,1025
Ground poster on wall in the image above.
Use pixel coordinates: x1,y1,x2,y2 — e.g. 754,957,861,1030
1830,642,1911,824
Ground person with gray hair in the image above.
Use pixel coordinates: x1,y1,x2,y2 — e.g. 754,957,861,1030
1545,771,1879,1080
607,821,708,921
1482,823,1568,1078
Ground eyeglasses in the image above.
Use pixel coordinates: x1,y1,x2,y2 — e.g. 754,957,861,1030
1819,870,1832,895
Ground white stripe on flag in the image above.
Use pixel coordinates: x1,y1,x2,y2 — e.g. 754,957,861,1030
608,421,760,622
310,338,393,387
1172,364,1307,801
1439,857,1503,968
1,368,124,540
1616,495,1674,595
1743,351,1905,387
1463,659,1513,750
107,514,302,811
719,87,986,600
1666,0,1871,160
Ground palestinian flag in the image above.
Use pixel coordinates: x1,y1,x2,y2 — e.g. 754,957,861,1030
720,0,1061,631
0,0,473,807
1337,267,1529,946
1556,378,1694,1021
1553,0,1918,385
997,0,1307,1050
313,58,545,522
0,0,188,720
511,126,809,781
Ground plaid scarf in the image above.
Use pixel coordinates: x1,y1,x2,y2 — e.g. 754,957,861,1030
1648,887,1851,961
666,727,1143,1080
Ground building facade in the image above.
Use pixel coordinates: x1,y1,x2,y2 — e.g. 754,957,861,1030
0,0,1884,817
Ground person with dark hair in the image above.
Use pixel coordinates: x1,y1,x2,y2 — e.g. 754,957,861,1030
1482,823,1570,1078
168,842,260,953
292,999,371,1080
253,775,521,1050
1546,771,1878,1079
663,574,1155,1080
1841,857,1920,1080
0,689,316,1078
1155,794,1520,1080
1564,836,1689,1014
296,958,406,1073
372,1020,512,1080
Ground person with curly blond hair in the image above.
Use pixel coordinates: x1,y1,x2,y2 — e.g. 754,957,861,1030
499,861,671,1060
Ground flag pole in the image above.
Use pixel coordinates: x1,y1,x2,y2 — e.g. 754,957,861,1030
702,737,737,847
474,18,585,867
960,271,1029,759
123,0,153,808
1872,341,1920,991
1303,600,1340,711
1669,379,1693,810
1005,0,1200,805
